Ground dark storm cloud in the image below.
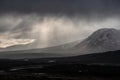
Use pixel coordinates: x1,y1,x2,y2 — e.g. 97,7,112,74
0,0,120,15
0,0,120,49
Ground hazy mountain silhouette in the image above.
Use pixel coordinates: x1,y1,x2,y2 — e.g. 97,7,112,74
0,28,120,59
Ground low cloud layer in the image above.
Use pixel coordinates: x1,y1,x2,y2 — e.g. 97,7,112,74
0,13,120,49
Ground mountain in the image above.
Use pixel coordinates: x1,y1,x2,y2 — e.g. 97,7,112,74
73,28,120,54
0,28,120,59
41,28,120,54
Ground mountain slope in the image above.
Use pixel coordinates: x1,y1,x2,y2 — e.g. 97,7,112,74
0,28,120,59
73,28,120,53
41,28,120,54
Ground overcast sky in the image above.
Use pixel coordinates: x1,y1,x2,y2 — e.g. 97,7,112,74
0,0,120,49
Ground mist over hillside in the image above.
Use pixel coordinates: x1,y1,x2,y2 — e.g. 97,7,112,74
0,28,120,59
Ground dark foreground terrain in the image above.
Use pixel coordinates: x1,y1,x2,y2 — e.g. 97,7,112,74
0,63,120,80
0,73,120,80
0,50,120,80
